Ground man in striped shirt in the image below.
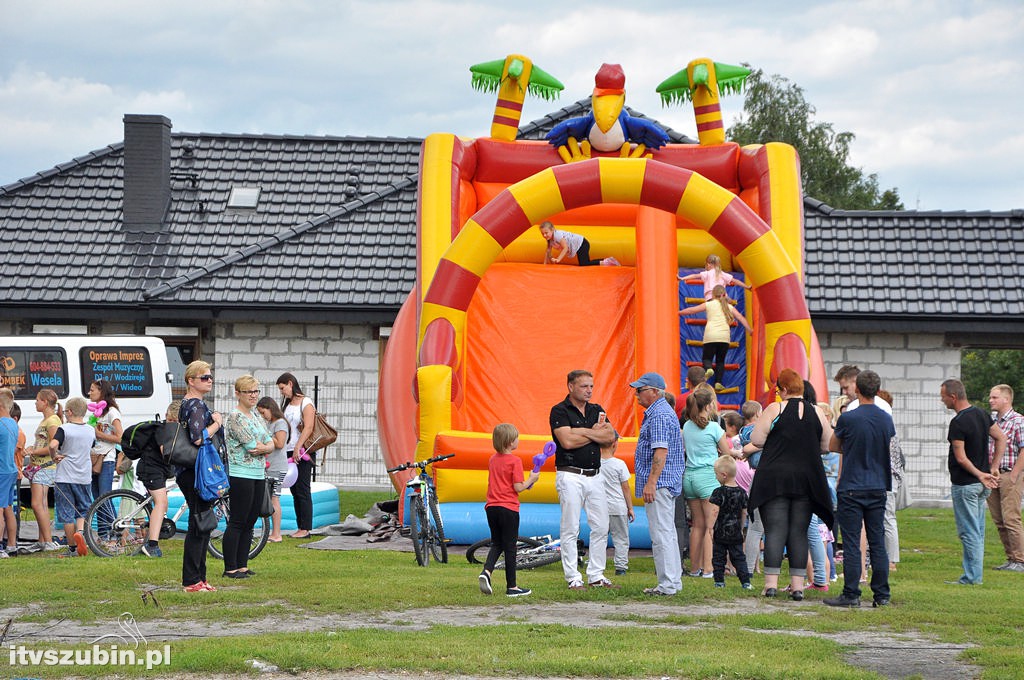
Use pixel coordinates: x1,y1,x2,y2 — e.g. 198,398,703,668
987,384,1024,572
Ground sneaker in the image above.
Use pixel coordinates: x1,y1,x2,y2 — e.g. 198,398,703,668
141,544,163,558
0,550,7,559
588,578,621,589
808,583,829,592
184,582,207,592
701,572,714,579
600,257,621,267
944,577,975,585
714,582,725,588
1005,562,1024,572
41,541,61,552
506,587,532,597
704,368,714,380
643,587,673,596
479,572,493,595
72,532,88,557
830,575,839,582
687,569,704,577
568,579,587,591
872,598,891,608
614,568,627,576
741,582,753,590
993,561,1012,571
824,594,861,607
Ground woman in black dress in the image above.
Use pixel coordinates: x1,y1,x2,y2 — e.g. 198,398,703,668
747,368,833,600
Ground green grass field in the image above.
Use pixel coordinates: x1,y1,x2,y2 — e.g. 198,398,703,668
2,492,1022,679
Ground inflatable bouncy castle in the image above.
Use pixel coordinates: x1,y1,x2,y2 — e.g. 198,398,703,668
377,56,828,547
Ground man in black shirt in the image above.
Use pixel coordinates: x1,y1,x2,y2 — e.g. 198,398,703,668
549,369,617,589
940,379,1004,585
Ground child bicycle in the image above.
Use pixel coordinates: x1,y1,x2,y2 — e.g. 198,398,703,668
386,453,454,566
83,480,269,560
465,534,586,570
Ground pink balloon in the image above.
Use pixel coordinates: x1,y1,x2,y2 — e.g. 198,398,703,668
283,460,299,488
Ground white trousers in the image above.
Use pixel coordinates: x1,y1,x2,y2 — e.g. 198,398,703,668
608,514,630,570
646,487,682,593
556,470,609,583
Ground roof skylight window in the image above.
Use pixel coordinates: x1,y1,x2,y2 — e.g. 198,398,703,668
227,187,260,209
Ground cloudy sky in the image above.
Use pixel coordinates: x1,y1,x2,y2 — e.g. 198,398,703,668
1,0,1021,210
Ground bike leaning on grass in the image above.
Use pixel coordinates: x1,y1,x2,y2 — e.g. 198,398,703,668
386,453,454,566
82,480,269,560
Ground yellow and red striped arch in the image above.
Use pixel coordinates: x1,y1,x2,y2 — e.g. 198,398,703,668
418,157,811,379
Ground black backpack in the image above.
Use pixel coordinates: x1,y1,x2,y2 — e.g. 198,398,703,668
120,418,164,461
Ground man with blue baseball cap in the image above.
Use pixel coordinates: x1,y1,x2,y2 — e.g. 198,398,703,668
630,372,686,595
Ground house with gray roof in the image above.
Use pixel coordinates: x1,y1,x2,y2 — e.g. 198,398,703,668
2,108,1021,501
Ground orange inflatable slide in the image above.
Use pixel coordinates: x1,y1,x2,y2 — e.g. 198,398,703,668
377,56,827,547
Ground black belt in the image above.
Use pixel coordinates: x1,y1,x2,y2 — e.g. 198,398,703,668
556,466,598,477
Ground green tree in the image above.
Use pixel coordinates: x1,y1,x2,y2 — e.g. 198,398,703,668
727,69,903,210
961,348,1024,411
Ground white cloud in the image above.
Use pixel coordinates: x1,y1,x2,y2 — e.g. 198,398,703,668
1,0,1021,209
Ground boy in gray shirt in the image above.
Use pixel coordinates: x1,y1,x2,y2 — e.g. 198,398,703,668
52,397,95,557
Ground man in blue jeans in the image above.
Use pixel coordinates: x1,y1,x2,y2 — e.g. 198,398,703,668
940,379,1004,585
824,370,895,608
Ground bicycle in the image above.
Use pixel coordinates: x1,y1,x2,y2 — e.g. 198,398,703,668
386,453,453,566
465,534,586,570
83,481,269,560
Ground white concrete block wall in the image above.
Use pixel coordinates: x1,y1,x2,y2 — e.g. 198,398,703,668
819,331,961,505
212,322,390,490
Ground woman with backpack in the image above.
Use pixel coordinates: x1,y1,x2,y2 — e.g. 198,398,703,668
222,375,272,578
178,361,223,592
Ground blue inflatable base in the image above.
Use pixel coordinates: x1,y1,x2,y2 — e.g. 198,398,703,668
438,502,652,549
167,481,340,533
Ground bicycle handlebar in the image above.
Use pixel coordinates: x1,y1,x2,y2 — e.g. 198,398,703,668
386,453,455,474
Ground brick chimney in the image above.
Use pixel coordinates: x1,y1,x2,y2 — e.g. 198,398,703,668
122,114,172,232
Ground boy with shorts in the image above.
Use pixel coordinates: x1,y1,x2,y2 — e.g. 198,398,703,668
135,401,180,558
0,389,19,558
51,397,94,557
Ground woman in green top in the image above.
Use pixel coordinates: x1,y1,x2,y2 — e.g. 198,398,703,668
222,375,273,578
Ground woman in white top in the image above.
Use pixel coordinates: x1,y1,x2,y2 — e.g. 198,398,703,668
88,379,123,539
276,372,316,539
679,285,753,388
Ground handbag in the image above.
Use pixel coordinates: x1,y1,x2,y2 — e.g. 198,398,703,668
91,452,105,474
192,506,219,533
302,411,337,455
258,481,273,518
162,423,201,467
895,479,913,511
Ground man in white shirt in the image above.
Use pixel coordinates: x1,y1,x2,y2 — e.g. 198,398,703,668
834,365,893,416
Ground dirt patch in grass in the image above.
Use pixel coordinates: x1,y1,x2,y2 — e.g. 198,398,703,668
3,599,978,679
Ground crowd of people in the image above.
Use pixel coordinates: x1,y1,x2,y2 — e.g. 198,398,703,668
474,362,1024,602
0,362,327,595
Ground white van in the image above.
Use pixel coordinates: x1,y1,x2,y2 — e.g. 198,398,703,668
0,335,174,436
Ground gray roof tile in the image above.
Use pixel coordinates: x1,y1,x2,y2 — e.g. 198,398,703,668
2,109,1022,323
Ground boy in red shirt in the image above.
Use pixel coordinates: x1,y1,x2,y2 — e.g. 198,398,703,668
479,423,539,597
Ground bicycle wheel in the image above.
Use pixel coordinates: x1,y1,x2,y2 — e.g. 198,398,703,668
84,490,151,558
465,536,542,568
205,497,270,560
427,495,448,564
515,544,562,570
409,495,428,566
